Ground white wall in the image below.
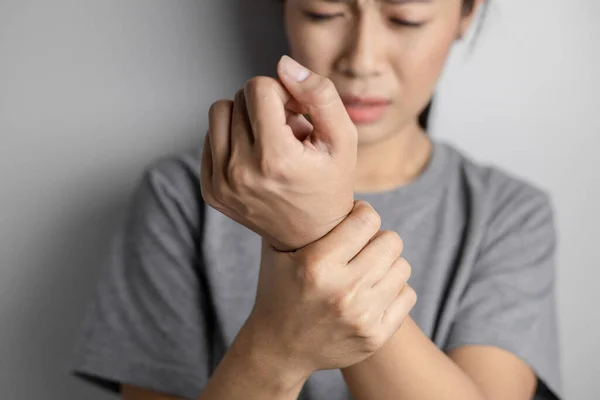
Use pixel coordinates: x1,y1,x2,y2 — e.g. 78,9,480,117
433,0,599,397
0,0,596,399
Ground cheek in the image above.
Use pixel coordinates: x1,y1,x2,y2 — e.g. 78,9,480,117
284,18,341,75
291,33,340,75
392,25,457,109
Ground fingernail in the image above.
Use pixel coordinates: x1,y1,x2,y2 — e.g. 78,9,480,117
280,55,310,82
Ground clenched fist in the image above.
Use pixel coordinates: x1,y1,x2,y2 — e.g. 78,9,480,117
200,56,357,252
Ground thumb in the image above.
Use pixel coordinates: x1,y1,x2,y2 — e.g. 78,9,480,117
277,55,356,153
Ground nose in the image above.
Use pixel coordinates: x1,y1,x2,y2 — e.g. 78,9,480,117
337,11,385,79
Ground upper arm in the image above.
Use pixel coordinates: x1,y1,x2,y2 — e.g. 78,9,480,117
72,153,211,399
445,180,561,399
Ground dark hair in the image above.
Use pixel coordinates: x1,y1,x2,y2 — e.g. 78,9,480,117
463,0,477,15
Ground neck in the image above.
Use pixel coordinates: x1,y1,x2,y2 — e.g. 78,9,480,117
354,122,432,194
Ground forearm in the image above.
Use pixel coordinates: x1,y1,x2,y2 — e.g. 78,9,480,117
200,322,308,400
342,316,487,400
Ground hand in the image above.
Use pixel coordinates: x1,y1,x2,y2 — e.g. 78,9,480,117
240,201,417,377
200,56,357,252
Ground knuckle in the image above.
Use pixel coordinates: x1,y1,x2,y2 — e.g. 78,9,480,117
244,76,275,97
208,101,218,116
398,257,412,280
234,88,245,100
227,163,252,192
243,77,260,93
389,259,411,288
209,99,233,117
232,89,246,108
331,291,354,317
258,156,288,179
362,331,384,353
300,260,329,289
380,230,403,256
352,202,381,230
351,310,372,333
343,279,362,303
406,285,418,306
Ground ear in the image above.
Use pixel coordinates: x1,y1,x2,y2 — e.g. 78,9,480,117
457,0,484,40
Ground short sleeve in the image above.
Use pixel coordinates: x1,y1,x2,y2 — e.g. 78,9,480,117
445,185,561,399
72,152,210,399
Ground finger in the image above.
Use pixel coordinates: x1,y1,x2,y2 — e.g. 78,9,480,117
349,231,404,284
243,76,301,154
370,257,412,311
277,55,356,154
230,89,254,160
200,133,215,205
381,285,417,336
285,111,313,141
302,201,381,264
208,100,234,184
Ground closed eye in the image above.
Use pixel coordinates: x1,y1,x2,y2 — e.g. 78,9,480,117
390,18,425,28
303,11,344,22
302,11,425,28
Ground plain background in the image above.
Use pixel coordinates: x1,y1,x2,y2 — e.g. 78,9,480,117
0,0,597,399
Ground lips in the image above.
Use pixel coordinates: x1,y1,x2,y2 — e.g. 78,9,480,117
340,94,391,124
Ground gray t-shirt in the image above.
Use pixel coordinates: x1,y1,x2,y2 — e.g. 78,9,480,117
72,141,561,399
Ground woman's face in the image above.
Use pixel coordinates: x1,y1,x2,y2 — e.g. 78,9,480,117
284,0,478,144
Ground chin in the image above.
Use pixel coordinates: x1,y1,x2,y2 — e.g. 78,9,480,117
355,122,401,146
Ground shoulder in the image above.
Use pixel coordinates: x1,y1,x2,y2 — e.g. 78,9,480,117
143,146,202,193
436,144,561,399
129,146,204,229
440,142,555,235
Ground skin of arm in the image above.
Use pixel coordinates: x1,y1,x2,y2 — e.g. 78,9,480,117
122,322,308,400
123,319,536,400
342,316,537,400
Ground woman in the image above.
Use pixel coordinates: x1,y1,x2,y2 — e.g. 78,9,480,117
72,1,561,399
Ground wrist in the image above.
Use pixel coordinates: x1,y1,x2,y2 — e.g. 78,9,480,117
232,318,311,395
270,215,350,252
